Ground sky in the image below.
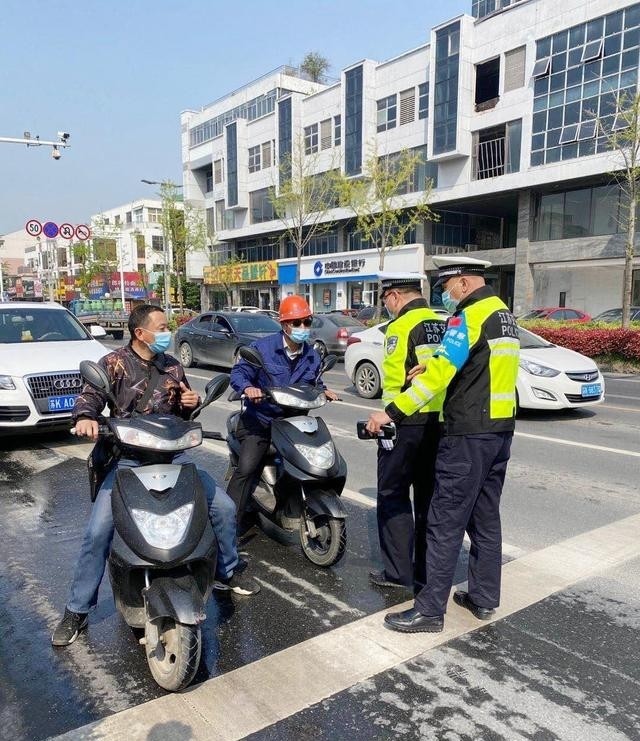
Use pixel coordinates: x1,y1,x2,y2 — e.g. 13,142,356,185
0,0,469,236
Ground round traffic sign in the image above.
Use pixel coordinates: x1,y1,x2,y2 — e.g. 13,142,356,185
59,223,75,240
75,224,91,241
26,219,42,237
43,221,59,239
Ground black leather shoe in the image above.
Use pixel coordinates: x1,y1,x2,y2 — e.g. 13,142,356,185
453,591,495,620
369,570,411,590
384,607,444,633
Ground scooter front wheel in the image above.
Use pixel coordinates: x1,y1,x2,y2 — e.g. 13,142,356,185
144,618,201,691
299,514,346,567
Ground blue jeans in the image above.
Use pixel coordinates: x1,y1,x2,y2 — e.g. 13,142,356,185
67,453,239,614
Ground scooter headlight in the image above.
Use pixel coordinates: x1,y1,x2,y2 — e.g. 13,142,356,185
113,423,202,451
270,390,326,409
294,441,335,469
130,503,194,549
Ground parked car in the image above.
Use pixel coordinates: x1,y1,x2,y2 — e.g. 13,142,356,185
310,313,365,356
175,310,281,368
356,306,390,323
592,307,640,323
518,307,591,322
0,302,108,433
344,322,604,410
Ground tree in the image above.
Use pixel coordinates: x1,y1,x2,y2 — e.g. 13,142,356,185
269,137,342,293
341,147,437,307
204,244,247,309
300,52,330,83
72,214,120,297
601,92,640,327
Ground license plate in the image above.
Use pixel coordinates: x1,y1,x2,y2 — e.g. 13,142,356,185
581,383,601,397
48,394,78,411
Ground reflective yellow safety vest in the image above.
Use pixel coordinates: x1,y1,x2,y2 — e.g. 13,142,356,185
381,299,446,424
386,286,520,435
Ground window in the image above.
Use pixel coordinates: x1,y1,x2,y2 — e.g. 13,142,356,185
433,21,460,154
577,120,597,140
532,57,551,77
205,165,214,192
399,88,416,125
206,207,215,235
249,188,275,224
248,145,261,173
304,123,319,154
261,141,272,168
533,184,623,240
475,58,500,107
151,235,164,251
345,66,363,175
133,208,143,223
334,115,341,146
125,212,132,224
418,82,429,119
320,119,332,150
564,189,591,237
214,159,223,184
114,215,121,226
559,124,579,144
581,38,603,62
504,46,526,92
612,114,629,131
376,95,397,132
152,264,164,273
148,208,162,223
591,185,619,235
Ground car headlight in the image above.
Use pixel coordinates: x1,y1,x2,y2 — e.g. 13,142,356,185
0,375,16,390
270,390,326,409
131,503,194,549
519,359,560,377
294,441,335,469
113,423,202,450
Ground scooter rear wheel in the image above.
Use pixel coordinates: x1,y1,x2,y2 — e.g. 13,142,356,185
144,618,201,691
299,514,346,567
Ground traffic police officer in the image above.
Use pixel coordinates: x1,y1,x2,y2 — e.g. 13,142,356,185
368,273,446,593
367,257,520,633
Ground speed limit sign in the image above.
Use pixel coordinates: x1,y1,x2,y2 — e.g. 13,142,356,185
26,219,42,237
59,223,74,240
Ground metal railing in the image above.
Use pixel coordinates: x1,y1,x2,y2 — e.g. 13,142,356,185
472,135,506,180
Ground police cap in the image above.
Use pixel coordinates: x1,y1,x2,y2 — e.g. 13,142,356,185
432,256,492,287
378,272,425,298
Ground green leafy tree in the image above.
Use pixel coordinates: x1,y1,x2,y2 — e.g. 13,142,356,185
341,147,437,307
300,52,330,83
601,92,640,327
72,214,120,297
270,137,342,292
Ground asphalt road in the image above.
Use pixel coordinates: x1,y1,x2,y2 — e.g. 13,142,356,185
1,343,639,740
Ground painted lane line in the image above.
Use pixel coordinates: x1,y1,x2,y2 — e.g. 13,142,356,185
514,431,640,458
51,512,640,741
600,403,640,413
604,393,640,401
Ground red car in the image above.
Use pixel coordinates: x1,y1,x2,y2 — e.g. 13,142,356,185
519,307,591,322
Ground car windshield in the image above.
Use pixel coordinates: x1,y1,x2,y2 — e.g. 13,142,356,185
228,313,280,333
518,327,553,349
0,307,90,344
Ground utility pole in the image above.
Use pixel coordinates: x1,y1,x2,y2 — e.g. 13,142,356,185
0,131,71,159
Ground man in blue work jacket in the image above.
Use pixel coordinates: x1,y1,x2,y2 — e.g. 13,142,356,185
228,295,339,535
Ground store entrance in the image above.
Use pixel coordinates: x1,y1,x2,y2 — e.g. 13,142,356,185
314,283,336,312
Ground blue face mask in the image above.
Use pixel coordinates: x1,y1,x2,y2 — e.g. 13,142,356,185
441,290,459,315
145,330,172,354
289,328,310,344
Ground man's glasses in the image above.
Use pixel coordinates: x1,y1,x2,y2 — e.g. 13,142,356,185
289,317,313,327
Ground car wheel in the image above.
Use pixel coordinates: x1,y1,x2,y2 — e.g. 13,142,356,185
354,361,381,399
179,342,196,368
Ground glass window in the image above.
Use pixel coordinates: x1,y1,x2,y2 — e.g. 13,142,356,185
559,124,579,143
249,188,275,224
532,57,551,77
376,95,397,132
345,66,363,175
577,120,597,139
304,123,319,155
261,141,272,169
248,145,261,173
536,193,564,240
433,21,460,154
418,82,429,119
591,185,620,235
563,189,591,236
334,115,341,146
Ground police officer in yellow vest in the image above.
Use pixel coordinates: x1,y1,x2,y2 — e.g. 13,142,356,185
368,273,447,594
366,257,520,633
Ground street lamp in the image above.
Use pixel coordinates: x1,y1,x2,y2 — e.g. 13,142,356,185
140,178,183,313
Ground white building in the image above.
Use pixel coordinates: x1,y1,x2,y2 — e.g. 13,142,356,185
182,0,640,315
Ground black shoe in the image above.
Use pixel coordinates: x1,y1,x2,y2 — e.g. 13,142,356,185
369,570,411,590
384,607,444,633
237,511,259,537
453,591,495,620
213,571,260,596
51,608,88,647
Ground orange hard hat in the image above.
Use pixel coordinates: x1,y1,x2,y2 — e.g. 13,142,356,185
279,295,312,322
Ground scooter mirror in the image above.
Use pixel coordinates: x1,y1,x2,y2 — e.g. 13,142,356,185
320,354,338,374
203,374,230,405
79,360,118,408
237,345,265,368
313,340,327,359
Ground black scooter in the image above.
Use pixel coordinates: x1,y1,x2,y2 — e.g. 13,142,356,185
226,346,348,567
77,360,229,692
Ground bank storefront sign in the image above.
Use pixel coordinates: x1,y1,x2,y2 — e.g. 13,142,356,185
204,260,277,285
313,257,366,277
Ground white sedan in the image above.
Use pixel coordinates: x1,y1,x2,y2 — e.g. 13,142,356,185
0,302,108,433
344,323,605,410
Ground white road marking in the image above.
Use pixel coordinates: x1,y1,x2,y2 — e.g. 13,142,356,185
600,403,640,413
51,512,640,741
514,431,640,458
604,393,640,401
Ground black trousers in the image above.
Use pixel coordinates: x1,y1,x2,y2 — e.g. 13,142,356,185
376,421,440,589
414,431,513,617
226,415,271,531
